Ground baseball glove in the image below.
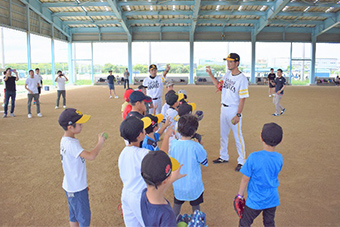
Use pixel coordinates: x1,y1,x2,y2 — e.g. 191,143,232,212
194,110,204,121
216,80,224,92
192,133,202,143
233,195,246,218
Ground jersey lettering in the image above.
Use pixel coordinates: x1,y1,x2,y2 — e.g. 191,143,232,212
147,80,160,90
223,78,236,93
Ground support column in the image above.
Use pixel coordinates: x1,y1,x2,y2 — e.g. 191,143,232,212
289,42,292,84
68,41,74,84
250,30,256,84
91,42,94,85
189,32,194,84
26,5,31,71
128,35,132,84
51,25,55,86
0,28,5,68
310,36,316,85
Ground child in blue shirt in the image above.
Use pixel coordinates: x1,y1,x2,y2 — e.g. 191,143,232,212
170,114,208,218
237,122,283,227
142,114,170,151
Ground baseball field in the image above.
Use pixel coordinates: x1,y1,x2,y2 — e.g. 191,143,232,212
0,85,339,226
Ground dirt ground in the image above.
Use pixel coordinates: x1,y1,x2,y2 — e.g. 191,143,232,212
0,84,339,226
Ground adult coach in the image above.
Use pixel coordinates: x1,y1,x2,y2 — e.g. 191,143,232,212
143,64,170,115
271,69,286,116
206,53,249,172
3,68,19,118
267,68,276,97
124,68,130,89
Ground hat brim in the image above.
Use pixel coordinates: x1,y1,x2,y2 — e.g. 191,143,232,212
144,96,152,103
169,157,179,171
154,114,163,124
224,57,236,61
141,117,152,129
76,114,91,124
188,103,196,111
177,93,185,101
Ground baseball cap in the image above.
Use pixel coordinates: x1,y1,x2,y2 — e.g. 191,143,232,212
165,81,174,88
149,64,158,70
123,88,134,102
261,122,283,146
58,108,91,127
178,89,187,96
141,150,172,188
165,91,184,106
223,53,240,62
129,91,152,104
144,114,164,133
178,103,197,116
120,116,152,141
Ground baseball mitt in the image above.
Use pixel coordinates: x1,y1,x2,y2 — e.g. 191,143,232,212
194,110,204,121
217,80,224,92
233,195,246,218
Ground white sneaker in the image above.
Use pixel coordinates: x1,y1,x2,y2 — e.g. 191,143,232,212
63,106,66,109
115,96,119,99
10,113,15,117
28,114,32,118
1,104,4,107
55,106,59,109
269,95,271,97
37,113,42,117
110,96,112,99
2,114,6,118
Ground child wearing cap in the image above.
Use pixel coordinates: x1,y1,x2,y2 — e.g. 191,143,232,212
58,108,106,227
170,114,208,218
125,90,152,119
236,122,283,226
138,84,154,115
142,114,171,151
143,64,171,115
119,116,174,226
165,81,174,91
140,150,186,227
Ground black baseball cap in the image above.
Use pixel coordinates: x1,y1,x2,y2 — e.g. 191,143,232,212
261,122,283,146
120,116,152,142
178,103,197,117
141,150,172,188
58,108,91,127
165,91,185,106
149,64,158,70
129,91,152,104
223,53,240,62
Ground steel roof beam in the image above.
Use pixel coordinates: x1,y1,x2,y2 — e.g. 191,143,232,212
42,2,110,8
278,12,332,18
54,12,115,17
201,1,274,6
255,0,290,36
64,20,120,25
191,0,201,34
124,10,193,16
287,2,340,8
118,1,195,6
269,20,324,25
18,0,70,38
314,11,340,37
106,0,131,37
200,10,265,16
70,27,125,33
128,19,192,25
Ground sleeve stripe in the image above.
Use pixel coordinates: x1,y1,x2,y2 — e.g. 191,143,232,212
239,89,248,92
239,92,249,96
201,159,208,165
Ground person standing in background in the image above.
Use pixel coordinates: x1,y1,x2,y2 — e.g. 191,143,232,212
124,68,130,89
3,68,19,118
267,68,276,97
33,68,43,105
55,70,68,109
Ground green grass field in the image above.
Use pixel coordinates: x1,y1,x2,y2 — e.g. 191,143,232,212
14,79,93,86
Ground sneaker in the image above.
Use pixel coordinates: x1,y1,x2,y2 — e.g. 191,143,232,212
272,113,280,116
280,108,286,115
110,96,112,99
235,164,243,172
10,113,15,117
2,114,7,118
63,106,67,109
269,95,271,97
28,114,32,119
37,113,42,117
55,106,59,109
1,104,4,107
115,96,119,99
213,157,229,164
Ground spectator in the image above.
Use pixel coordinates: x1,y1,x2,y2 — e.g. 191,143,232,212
55,70,68,109
25,69,42,118
34,68,43,105
3,68,19,118
124,68,130,89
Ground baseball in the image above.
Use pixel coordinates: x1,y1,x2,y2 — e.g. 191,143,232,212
103,132,108,140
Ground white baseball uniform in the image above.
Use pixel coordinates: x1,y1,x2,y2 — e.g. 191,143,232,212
219,71,249,165
143,75,165,114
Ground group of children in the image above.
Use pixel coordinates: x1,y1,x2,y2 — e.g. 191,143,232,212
58,63,284,227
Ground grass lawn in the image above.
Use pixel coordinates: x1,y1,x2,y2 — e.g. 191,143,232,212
14,79,93,86
290,79,309,86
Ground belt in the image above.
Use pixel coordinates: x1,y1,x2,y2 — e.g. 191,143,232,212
153,97,161,100
222,103,229,107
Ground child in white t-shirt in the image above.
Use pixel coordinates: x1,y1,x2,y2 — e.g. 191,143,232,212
58,108,106,227
25,69,42,118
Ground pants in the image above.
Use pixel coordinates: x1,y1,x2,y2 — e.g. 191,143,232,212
4,90,16,115
121,190,144,227
273,94,284,114
239,205,276,227
28,94,40,114
56,90,66,107
220,105,246,164
150,99,162,115
124,79,129,89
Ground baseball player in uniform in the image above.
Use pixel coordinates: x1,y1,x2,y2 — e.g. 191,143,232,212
206,53,249,172
267,68,276,97
143,64,170,115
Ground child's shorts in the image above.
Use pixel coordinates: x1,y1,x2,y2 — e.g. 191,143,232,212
65,188,91,226
174,192,204,206
108,84,115,90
